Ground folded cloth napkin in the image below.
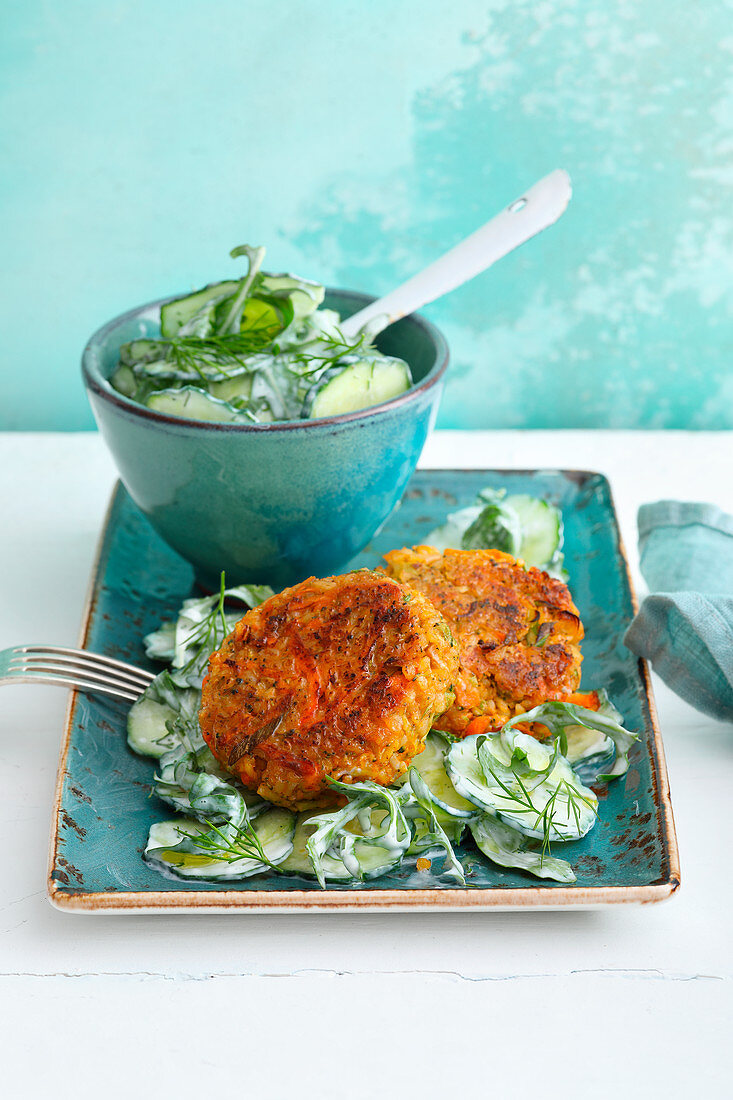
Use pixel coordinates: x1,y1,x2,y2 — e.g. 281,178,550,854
624,501,733,722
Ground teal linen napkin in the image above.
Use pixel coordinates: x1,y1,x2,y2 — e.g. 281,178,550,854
624,501,733,722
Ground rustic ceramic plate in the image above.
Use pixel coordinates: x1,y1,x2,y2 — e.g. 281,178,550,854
48,470,680,912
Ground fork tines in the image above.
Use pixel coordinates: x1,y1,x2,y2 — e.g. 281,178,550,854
9,645,154,702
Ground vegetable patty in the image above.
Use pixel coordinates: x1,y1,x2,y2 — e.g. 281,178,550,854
199,570,458,810
383,546,584,736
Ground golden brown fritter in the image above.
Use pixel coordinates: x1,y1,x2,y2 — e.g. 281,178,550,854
383,546,584,736
199,570,458,810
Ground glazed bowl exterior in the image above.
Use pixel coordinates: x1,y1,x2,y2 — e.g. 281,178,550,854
82,290,449,589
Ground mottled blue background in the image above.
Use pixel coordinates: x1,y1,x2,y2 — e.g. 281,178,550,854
2,1,731,430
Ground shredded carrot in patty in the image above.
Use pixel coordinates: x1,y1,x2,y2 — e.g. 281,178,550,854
464,716,495,736
199,571,458,811
384,546,585,739
564,690,601,711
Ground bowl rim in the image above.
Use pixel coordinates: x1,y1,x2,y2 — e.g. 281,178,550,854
82,288,449,433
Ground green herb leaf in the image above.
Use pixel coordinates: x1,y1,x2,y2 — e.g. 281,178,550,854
216,245,267,336
462,490,522,554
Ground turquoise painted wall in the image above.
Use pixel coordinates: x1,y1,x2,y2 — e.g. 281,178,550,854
2,1,731,430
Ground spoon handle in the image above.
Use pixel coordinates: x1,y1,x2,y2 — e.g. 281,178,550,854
340,169,572,339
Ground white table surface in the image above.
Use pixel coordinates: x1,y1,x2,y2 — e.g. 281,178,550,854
1,430,731,1099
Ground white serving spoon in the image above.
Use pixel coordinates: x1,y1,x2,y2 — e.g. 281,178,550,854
339,169,572,340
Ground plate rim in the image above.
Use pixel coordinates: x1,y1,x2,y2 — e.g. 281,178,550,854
47,471,681,913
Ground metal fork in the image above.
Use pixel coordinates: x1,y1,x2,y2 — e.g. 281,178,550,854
0,645,155,703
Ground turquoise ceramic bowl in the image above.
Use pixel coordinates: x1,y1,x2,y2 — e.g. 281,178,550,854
82,291,449,589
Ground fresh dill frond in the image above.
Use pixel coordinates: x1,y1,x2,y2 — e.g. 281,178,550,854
176,818,271,866
536,779,598,862
179,572,231,678
167,332,270,378
479,749,597,865
281,325,373,376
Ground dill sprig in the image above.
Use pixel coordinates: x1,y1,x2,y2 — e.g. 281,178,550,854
167,331,271,379
535,779,598,862
282,326,373,377
178,572,231,679
131,319,374,388
176,818,272,866
478,745,597,864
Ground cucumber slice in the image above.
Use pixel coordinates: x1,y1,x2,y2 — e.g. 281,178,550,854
446,733,598,842
506,495,562,568
410,732,478,820
564,724,615,783
135,352,253,384
500,697,636,784
209,373,254,403
144,807,295,881
277,810,405,882
127,693,179,757
236,296,290,343
145,386,251,423
277,815,354,880
469,814,576,883
306,357,411,419
160,280,240,338
131,360,189,383
127,675,200,758
119,339,169,366
258,273,325,320
110,364,136,397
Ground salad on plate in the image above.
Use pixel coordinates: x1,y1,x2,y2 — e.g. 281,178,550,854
127,488,638,890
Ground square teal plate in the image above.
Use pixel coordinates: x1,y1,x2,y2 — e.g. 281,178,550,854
49,470,680,912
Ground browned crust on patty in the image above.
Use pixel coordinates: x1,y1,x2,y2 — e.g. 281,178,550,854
199,570,458,809
382,546,584,735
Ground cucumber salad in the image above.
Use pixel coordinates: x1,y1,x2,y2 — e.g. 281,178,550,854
427,487,567,577
129,491,638,889
111,244,412,424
